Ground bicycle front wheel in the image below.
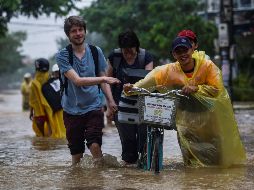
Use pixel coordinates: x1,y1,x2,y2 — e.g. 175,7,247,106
151,135,160,173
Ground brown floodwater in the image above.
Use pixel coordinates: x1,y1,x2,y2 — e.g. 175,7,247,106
0,90,253,190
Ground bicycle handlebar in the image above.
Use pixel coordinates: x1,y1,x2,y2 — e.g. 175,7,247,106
128,86,189,99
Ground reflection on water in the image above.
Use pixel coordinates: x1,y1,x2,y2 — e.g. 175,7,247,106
31,137,67,151
0,90,254,189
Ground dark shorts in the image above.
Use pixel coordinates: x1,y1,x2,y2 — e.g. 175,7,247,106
63,110,104,155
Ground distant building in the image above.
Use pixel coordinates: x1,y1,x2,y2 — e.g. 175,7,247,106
198,0,254,88
198,0,254,35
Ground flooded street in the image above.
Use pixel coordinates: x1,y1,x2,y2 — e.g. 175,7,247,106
0,90,253,190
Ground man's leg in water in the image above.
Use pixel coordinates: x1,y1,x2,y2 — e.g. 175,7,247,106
64,110,104,165
35,116,51,137
89,143,102,158
85,110,104,163
36,120,45,136
63,111,86,165
72,153,83,165
89,143,103,166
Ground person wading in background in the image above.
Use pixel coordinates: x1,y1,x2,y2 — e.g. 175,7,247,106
21,72,32,111
29,58,66,138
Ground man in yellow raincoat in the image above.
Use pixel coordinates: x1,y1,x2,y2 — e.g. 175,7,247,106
124,36,246,168
177,29,210,60
29,58,66,138
21,73,32,111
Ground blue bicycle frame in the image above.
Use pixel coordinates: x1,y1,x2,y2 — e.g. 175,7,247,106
129,87,187,173
146,127,163,172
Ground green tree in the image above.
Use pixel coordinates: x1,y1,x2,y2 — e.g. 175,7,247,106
0,0,81,36
0,31,26,75
232,34,254,101
235,34,254,77
56,37,69,50
81,0,217,62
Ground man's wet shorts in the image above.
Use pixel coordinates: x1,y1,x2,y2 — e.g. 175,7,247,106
63,110,104,155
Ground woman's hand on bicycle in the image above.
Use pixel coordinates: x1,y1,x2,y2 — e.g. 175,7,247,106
123,83,134,93
182,85,198,95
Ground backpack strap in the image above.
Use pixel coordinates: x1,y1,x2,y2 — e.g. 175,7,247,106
61,44,100,96
138,48,146,68
112,48,146,70
61,44,73,96
112,48,122,77
88,44,100,92
66,44,73,66
89,44,99,77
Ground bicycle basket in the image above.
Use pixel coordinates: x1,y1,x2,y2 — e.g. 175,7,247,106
138,95,179,130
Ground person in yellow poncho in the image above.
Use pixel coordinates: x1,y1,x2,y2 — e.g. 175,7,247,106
177,29,211,60
21,73,32,111
124,36,246,168
29,58,66,138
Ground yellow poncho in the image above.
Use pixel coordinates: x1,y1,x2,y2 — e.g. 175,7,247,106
29,72,66,138
21,80,31,111
132,51,246,167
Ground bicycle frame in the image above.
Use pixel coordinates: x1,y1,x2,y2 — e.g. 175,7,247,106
128,87,186,173
146,127,163,172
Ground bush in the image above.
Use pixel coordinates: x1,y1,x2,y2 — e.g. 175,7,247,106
232,74,254,101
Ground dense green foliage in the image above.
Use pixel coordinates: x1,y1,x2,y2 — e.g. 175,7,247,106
0,0,80,76
81,0,217,62
235,34,254,77
0,0,80,36
0,31,26,75
232,34,254,101
233,73,254,101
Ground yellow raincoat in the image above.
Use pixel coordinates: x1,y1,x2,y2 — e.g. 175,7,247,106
29,72,66,138
21,80,31,111
131,51,246,167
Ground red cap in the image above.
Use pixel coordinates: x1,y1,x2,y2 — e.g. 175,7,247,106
177,30,197,41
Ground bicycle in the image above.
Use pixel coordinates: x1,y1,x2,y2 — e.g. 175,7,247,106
127,87,187,173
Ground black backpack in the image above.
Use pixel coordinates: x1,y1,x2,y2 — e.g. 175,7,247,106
60,44,99,96
42,78,62,113
112,48,146,77
111,48,148,104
